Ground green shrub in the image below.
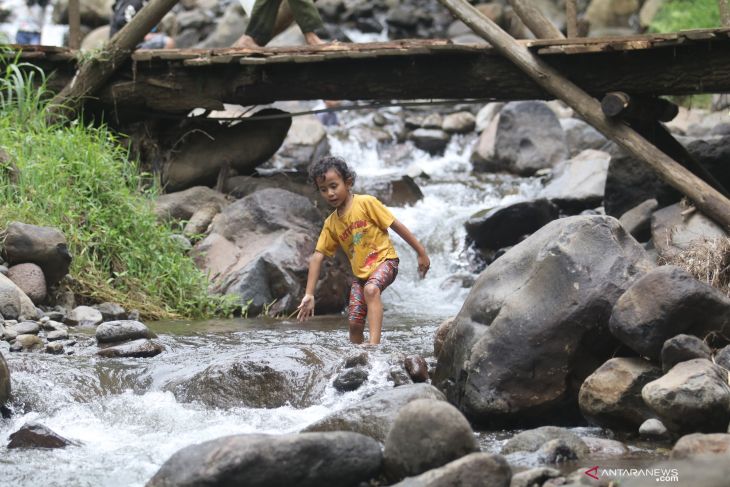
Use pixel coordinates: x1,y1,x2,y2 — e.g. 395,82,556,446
0,55,235,319
649,0,721,33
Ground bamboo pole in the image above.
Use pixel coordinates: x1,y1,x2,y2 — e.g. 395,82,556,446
507,0,564,39
565,0,578,38
68,0,81,49
437,0,730,231
46,0,180,124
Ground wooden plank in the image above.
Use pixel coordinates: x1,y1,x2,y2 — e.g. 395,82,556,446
565,0,578,38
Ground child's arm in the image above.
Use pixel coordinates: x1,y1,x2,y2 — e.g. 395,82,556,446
389,219,430,278
297,250,326,321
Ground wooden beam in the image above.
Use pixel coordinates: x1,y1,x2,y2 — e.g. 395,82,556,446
437,0,730,231
68,0,81,49
507,0,564,39
46,0,180,123
565,0,578,38
719,0,730,27
600,91,678,123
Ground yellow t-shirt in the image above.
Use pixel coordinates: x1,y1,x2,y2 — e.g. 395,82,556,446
315,194,398,279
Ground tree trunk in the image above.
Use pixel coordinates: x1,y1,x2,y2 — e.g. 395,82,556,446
438,0,730,231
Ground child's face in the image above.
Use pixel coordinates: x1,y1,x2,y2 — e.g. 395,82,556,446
316,168,352,209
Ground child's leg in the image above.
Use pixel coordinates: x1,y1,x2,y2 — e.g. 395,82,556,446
362,259,399,345
363,284,384,345
347,280,367,344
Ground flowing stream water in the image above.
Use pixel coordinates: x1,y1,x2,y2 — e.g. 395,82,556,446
0,106,663,486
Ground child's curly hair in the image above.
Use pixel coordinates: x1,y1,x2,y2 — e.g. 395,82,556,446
308,156,357,188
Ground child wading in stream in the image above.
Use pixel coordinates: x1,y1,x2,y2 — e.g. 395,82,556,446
297,156,431,345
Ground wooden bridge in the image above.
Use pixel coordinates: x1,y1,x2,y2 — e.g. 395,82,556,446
9,27,730,121
6,0,730,231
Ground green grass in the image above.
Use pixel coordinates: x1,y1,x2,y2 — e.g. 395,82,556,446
649,0,721,33
0,55,236,320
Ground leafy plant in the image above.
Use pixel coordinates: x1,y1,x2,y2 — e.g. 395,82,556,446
649,0,721,33
0,56,237,320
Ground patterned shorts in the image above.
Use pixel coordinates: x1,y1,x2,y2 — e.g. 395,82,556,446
348,258,399,325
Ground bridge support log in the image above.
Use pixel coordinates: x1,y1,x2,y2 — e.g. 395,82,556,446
438,0,730,231
46,0,180,124
601,92,730,198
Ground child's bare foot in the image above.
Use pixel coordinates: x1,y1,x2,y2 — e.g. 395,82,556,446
304,32,326,46
233,34,261,49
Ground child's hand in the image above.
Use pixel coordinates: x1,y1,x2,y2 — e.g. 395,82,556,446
417,253,430,279
297,294,315,321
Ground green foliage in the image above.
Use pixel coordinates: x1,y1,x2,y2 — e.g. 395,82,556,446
0,56,237,319
649,0,721,33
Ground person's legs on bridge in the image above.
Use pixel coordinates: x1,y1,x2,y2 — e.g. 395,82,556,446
235,0,282,48
288,0,325,45
234,0,325,48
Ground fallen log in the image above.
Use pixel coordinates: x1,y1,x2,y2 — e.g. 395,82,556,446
45,0,181,123
437,0,730,231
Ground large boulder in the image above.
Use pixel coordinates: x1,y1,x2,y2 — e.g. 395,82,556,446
434,215,654,426
538,149,610,213
603,152,680,218
661,334,712,373
303,383,446,442
474,101,568,175
7,422,77,449
154,186,228,223
650,203,727,258
605,136,730,218
383,399,479,481
0,273,39,320
194,188,349,315
619,198,658,242
716,345,730,370
672,433,730,459
366,176,424,207
560,118,608,157
578,357,662,430
146,432,382,487
609,266,730,361
501,426,589,458
166,344,337,409
410,129,451,155
7,263,47,304
65,305,103,328
96,339,163,358
390,453,511,487
224,173,311,201
272,115,329,172
161,110,291,191
464,199,559,252
642,359,730,434
3,222,71,285
95,320,156,344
